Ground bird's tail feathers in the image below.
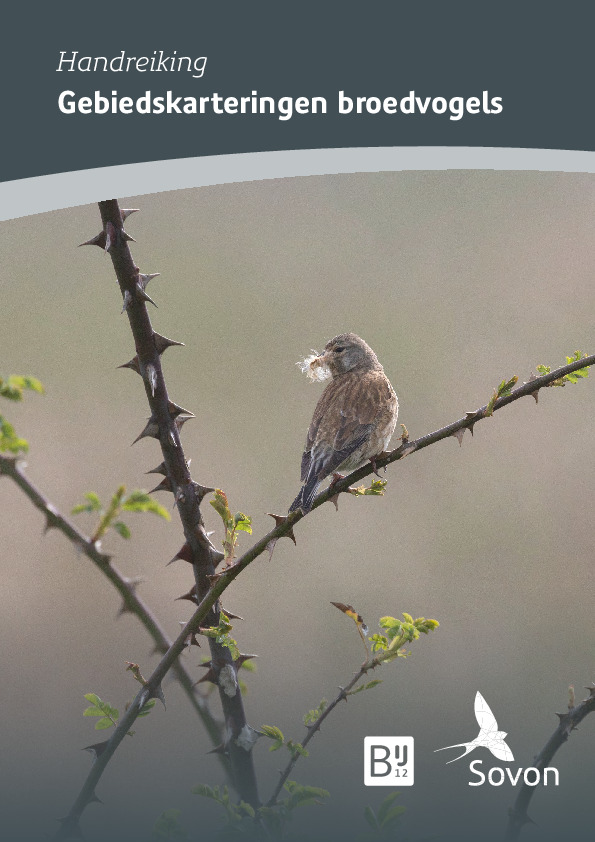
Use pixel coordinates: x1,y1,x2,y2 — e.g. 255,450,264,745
289,478,320,514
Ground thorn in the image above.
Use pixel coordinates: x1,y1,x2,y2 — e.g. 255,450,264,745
222,609,244,621
138,272,160,288
131,417,160,445
44,507,59,533
399,442,417,458
328,492,340,511
117,356,141,374
153,332,185,355
145,364,158,396
121,230,136,243
82,740,110,759
207,743,228,756
193,482,215,504
117,600,132,618
464,412,478,435
79,231,107,249
168,400,195,419
452,428,465,446
148,684,166,709
87,792,103,806
148,477,172,494
146,461,167,476
585,685,595,697
167,541,193,566
532,390,540,404
121,290,133,313
121,208,139,221
555,712,567,722
195,668,219,686
135,281,157,307
176,585,199,605
175,415,193,434
235,653,257,669
266,513,297,544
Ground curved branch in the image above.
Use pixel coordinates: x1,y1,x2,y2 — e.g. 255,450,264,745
0,454,223,748
49,350,593,838
506,685,595,839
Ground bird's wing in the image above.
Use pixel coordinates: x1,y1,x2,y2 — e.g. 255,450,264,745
474,692,499,734
301,371,387,480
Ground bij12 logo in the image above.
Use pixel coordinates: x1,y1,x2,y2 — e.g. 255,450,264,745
364,736,414,786
435,691,560,787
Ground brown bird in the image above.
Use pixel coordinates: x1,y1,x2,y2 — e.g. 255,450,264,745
289,333,398,513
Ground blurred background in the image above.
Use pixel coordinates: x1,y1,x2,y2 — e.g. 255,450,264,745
1,171,593,841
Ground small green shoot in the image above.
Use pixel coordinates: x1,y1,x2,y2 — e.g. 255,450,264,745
72,485,170,543
210,488,252,563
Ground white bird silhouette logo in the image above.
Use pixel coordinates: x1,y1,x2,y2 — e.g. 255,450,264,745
435,691,514,763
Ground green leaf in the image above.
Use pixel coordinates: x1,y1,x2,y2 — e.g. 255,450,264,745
238,801,255,818
95,717,115,730
303,698,327,725
152,808,187,840
192,784,216,799
0,375,44,402
380,804,406,828
283,781,330,811
364,805,379,831
0,416,29,453
113,521,131,539
121,490,170,520
260,725,284,743
350,679,383,695
377,792,401,825
72,492,102,515
233,512,252,534
210,489,233,527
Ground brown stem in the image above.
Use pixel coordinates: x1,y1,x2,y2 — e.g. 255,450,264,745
97,200,259,805
0,453,224,750
267,657,380,807
506,686,595,839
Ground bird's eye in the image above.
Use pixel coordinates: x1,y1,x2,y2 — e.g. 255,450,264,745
334,346,346,353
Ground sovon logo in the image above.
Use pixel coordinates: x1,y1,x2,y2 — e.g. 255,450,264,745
364,737,414,786
435,692,559,787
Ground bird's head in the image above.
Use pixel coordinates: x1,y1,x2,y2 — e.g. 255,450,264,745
321,334,382,377
298,333,382,381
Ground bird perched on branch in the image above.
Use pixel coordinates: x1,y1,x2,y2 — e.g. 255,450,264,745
289,333,398,513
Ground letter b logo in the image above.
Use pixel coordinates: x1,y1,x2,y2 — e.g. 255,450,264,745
364,737,414,786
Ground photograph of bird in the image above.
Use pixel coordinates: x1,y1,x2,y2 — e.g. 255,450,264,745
289,333,398,513
434,691,515,763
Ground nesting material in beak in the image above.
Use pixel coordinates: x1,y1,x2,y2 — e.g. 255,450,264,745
297,351,332,382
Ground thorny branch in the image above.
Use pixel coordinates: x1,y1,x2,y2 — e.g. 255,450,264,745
506,684,595,840
0,454,225,751
266,656,381,807
97,200,259,804
47,200,593,837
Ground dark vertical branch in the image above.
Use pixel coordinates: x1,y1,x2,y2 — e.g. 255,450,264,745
506,686,595,839
97,200,260,805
